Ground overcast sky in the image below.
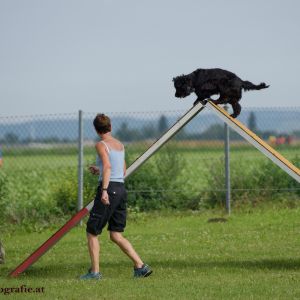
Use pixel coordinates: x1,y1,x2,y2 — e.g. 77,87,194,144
0,0,299,116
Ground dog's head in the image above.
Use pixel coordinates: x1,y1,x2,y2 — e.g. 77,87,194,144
173,74,194,98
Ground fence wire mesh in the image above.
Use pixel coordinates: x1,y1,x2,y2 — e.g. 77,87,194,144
0,106,299,223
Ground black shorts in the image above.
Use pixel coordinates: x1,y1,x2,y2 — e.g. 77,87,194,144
86,182,127,236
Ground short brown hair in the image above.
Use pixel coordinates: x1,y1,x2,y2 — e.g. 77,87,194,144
93,114,111,134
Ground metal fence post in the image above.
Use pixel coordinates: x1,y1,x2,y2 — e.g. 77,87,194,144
224,105,231,214
78,110,84,225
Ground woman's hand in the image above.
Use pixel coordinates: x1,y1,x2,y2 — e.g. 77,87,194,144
89,165,100,175
101,190,110,205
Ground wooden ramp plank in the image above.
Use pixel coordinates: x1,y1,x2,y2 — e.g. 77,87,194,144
207,101,300,183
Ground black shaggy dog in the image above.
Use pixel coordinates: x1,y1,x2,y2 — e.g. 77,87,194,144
173,68,269,117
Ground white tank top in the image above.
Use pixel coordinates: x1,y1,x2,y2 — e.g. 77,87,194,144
96,141,125,183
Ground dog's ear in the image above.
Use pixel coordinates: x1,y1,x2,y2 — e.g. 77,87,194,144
172,77,175,82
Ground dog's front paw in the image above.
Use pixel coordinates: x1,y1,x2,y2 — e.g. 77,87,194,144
193,99,207,106
230,113,237,118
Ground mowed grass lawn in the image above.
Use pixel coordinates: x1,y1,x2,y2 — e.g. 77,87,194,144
1,208,300,299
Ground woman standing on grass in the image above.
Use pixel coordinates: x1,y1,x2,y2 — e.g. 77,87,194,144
80,113,152,280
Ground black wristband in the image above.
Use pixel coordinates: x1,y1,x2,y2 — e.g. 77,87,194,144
102,188,107,191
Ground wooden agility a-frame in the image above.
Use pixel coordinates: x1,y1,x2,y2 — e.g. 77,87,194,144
9,101,300,277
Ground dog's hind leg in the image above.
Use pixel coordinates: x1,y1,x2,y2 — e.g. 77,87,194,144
211,94,228,105
230,100,242,118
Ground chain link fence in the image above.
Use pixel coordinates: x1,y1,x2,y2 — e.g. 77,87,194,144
0,106,299,224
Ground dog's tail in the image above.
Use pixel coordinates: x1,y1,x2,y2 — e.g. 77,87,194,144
242,81,269,91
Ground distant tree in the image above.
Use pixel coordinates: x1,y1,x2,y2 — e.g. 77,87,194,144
199,124,224,140
292,130,300,138
174,127,188,140
115,122,141,142
4,133,19,144
158,115,168,134
141,124,158,139
248,111,257,132
228,129,243,141
116,122,130,141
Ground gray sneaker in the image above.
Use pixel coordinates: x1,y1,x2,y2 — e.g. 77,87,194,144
133,264,153,278
79,268,103,280
80,270,102,280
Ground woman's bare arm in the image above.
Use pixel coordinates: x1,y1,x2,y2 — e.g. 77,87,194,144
95,142,111,205
123,160,126,177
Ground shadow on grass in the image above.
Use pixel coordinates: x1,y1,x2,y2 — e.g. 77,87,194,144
4,258,300,279
154,258,300,271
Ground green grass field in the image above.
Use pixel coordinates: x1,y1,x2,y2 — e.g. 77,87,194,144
1,208,300,299
3,143,300,169
0,142,299,225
